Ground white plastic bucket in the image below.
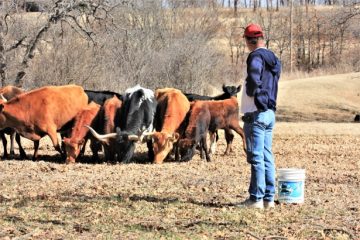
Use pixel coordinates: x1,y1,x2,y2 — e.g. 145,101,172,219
277,168,306,204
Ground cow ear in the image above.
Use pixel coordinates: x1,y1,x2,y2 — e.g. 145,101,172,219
0,104,3,112
237,85,242,92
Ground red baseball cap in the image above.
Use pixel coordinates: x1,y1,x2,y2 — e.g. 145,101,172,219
244,24,264,38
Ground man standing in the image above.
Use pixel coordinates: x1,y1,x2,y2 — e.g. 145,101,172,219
239,24,281,209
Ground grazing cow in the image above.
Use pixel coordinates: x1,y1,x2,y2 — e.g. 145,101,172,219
63,102,102,163
85,90,123,105
102,95,122,162
185,84,242,154
355,114,360,122
87,85,157,163
178,101,211,162
144,88,190,164
0,85,88,161
0,86,27,159
192,97,246,155
184,84,241,101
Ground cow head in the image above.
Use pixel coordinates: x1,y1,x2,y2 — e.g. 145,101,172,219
222,84,241,96
63,137,85,163
148,132,180,164
0,94,8,129
178,138,196,162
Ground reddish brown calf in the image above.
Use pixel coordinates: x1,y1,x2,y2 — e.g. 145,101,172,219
197,97,246,155
63,102,101,163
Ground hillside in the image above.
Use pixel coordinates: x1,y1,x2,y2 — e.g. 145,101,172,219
276,72,360,122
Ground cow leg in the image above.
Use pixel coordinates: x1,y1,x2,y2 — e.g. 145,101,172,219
1,132,8,159
15,133,27,159
79,138,89,158
90,140,101,163
209,131,217,154
224,129,235,155
174,143,180,162
103,144,114,163
230,121,247,153
60,133,67,155
48,128,64,160
9,131,16,157
199,140,204,159
32,140,40,161
147,140,154,163
201,134,211,162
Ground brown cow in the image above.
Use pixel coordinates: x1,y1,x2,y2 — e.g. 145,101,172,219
0,85,88,161
192,97,246,155
146,88,190,164
63,101,102,164
0,86,27,159
102,95,122,162
178,101,211,162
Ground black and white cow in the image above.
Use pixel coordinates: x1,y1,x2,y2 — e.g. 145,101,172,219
87,85,157,163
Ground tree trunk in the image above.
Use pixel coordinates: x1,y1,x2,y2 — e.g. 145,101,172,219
0,20,6,86
234,0,238,16
289,0,293,72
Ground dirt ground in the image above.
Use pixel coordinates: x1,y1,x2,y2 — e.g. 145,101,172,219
0,122,359,239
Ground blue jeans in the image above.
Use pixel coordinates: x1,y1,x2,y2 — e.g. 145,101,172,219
243,109,276,202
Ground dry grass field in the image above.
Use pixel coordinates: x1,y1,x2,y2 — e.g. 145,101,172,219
0,73,360,239
277,72,360,122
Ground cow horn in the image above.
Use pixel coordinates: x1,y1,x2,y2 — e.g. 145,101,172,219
128,135,139,141
140,132,155,142
0,94,7,102
85,125,117,143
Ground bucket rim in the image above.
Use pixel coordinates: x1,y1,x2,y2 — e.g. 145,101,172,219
277,168,306,172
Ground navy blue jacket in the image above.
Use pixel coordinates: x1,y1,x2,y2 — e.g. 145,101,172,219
245,48,281,112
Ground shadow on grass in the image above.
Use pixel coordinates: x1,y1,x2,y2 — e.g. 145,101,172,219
1,150,155,165
126,194,238,208
2,191,236,209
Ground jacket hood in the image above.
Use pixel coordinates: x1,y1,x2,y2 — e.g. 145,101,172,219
255,48,281,75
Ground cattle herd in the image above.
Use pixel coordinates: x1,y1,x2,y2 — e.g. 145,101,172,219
0,84,246,164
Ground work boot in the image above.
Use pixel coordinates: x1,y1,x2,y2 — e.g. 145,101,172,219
264,201,275,209
236,198,264,209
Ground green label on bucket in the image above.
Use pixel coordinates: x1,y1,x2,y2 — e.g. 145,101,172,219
278,181,304,202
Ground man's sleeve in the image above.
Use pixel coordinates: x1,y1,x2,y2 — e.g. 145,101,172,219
245,55,263,97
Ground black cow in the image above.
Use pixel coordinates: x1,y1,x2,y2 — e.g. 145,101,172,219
0,128,27,159
0,89,27,159
355,114,360,122
184,84,241,102
85,90,123,105
87,85,157,163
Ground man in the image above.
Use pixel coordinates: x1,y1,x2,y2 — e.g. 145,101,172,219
239,23,281,209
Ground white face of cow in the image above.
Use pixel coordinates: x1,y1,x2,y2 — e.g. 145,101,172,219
124,85,154,109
